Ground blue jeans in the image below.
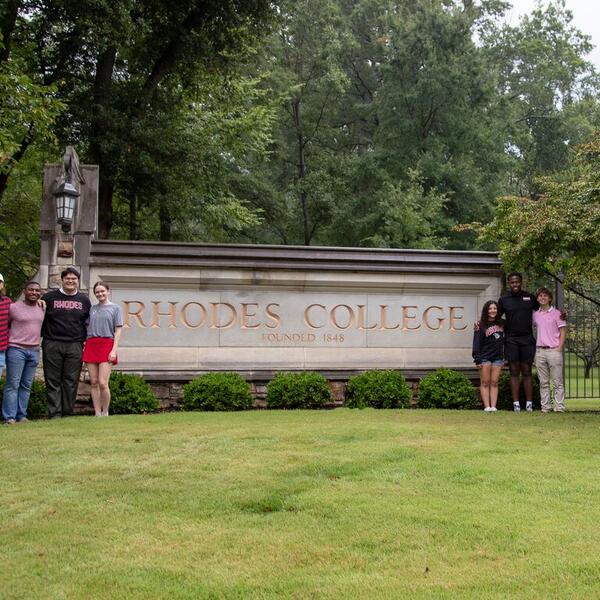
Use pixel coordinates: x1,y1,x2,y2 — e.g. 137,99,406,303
2,347,40,422
0,350,5,378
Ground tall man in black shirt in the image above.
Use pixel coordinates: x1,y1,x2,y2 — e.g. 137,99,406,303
498,272,539,412
41,267,91,418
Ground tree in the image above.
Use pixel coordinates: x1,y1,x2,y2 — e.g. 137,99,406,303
482,0,600,196
1,0,275,238
479,134,600,294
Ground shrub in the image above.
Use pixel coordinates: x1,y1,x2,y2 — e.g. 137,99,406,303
266,372,331,409
0,377,47,419
109,372,159,414
496,372,541,411
183,372,253,411
346,370,412,409
417,368,478,409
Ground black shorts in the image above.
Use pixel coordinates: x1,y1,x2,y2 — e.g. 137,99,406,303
505,335,536,363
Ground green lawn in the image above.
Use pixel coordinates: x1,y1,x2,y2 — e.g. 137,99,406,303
2,409,600,599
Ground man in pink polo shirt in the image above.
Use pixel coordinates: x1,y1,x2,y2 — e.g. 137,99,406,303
533,287,567,413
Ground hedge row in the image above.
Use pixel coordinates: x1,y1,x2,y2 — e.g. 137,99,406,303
0,368,541,417
0,373,159,419
182,369,539,411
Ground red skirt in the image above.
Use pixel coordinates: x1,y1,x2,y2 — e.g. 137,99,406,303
82,337,119,365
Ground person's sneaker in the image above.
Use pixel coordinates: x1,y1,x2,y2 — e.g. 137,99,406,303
16,417,29,423
526,402,533,412
513,402,521,412
490,407,498,412
554,408,565,413
484,407,493,412
3,419,16,425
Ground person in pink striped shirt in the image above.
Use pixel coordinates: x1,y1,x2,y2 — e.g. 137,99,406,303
532,287,567,413
2,281,45,424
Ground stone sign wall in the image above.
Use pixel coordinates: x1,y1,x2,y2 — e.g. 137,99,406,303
87,241,502,381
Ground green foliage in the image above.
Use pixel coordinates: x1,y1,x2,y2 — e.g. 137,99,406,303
479,135,600,288
183,372,253,411
109,372,159,414
496,372,541,411
2,0,600,254
266,372,331,409
417,369,478,409
481,1,599,194
345,370,412,409
0,378,47,420
0,45,63,171
0,147,48,293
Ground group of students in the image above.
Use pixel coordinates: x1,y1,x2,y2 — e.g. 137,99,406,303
472,272,567,412
1,268,568,420
0,268,123,424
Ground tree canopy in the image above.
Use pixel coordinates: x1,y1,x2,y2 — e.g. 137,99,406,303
1,0,600,290
479,135,600,290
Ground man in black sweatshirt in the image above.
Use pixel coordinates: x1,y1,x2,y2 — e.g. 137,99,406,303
41,267,91,418
498,272,539,412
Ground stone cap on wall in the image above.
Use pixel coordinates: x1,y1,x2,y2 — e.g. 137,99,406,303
90,240,502,275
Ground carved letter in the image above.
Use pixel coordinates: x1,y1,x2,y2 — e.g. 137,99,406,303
265,303,281,329
304,304,326,329
357,304,377,330
240,303,260,329
181,302,208,329
402,306,421,331
379,305,400,330
151,302,178,328
423,306,445,331
122,301,147,328
449,306,467,331
330,304,355,330
210,302,236,329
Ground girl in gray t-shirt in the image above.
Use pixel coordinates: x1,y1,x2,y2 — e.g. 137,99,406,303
81,282,124,416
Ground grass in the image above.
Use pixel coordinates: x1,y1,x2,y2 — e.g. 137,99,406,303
2,409,600,599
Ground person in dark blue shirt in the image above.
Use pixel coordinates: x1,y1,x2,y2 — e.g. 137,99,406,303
473,300,505,412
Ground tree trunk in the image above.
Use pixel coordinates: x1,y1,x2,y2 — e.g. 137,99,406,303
0,134,31,206
159,204,171,241
292,98,311,246
97,181,114,240
129,194,138,240
89,47,117,239
0,0,20,64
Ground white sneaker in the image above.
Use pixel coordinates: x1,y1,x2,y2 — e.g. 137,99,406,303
490,407,498,412
513,403,521,412
484,407,493,412
526,402,533,412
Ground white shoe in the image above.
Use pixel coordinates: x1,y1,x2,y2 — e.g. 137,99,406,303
513,403,521,412
526,402,533,412
484,407,493,412
490,407,498,412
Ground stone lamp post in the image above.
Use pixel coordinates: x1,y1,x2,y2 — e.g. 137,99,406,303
37,147,99,291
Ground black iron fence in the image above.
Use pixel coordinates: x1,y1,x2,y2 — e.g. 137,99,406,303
560,283,600,399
